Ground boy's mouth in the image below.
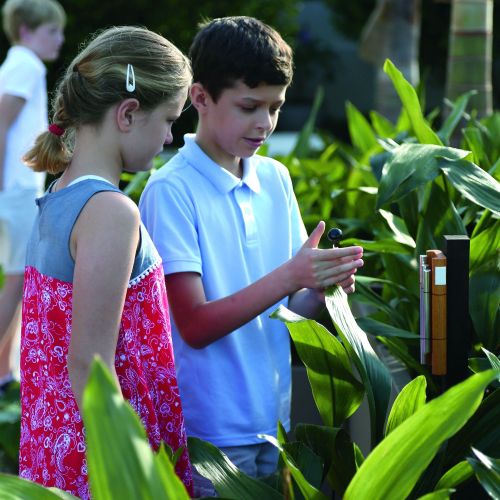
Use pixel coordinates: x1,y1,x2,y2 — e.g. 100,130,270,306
244,137,265,148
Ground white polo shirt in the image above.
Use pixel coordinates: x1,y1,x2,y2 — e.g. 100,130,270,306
139,134,307,446
0,46,47,191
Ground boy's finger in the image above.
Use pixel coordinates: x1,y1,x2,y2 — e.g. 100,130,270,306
302,221,325,249
315,245,363,260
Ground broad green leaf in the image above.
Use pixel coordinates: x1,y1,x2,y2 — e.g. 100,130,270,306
356,317,418,339
344,370,499,500
341,237,412,255
377,143,470,209
263,430,328,500
445,389,500,466
0,474,78,499
435,461,474,490
295,424,357,496
188,437,283,500
291,86,324,159
468,448,500,499
470,219,500,272
417,489,454,500
378,209,416,248
325,286,392,446
370,110,395,137
438,91,477,144
82,358,189,500
375,337,432,385
385,376,427,436
283,442,323,491
271,306,364,427
469,264,499,350
482,348,500,371
346,101,378,152
463,127,489,167
383,59,442,146
438,158,500,216
353,281,406,328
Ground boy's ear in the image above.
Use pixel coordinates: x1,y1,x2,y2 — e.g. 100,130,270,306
116,98,140,131
190,83,210,113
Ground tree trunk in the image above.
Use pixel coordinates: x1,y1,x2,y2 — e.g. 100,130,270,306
359,0,422,123
445,0,493,117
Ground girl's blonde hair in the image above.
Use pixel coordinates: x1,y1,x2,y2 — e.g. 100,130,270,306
24,25,192,174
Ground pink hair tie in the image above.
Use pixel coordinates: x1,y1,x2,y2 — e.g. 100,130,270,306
48,124,65,137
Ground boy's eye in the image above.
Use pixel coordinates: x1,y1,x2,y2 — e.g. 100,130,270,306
270,107,281,115
240,106,256,113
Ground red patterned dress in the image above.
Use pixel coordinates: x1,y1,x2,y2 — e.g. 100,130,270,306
19,178,193,498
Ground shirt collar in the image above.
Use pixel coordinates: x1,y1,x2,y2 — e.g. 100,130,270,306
179,134,261,194
9,45,46,75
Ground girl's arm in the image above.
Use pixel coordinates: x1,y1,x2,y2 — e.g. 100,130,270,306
67,191,140,407
0,94,25,190
165,222,363,349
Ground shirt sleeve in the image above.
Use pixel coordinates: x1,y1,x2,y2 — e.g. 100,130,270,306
139,177,203,276
1,56,41,100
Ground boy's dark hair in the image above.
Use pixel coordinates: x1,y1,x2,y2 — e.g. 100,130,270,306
189,16,293,102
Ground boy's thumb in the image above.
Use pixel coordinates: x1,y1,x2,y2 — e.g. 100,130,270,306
303,221,325,249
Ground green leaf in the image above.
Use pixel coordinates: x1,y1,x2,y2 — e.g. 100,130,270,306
344,370,499,500
82,358,189,500
445,388,500,466
378,209,416,248
435,461,474,490
385,376,427,436
0,474,79,499
341,237,413,255
263,429,328,500
370,110,396,138
469,264,500,350
463,127,489,167
383,59,442,146
377,143,470,209
438,158,500,216
417,489,454,500
356,317,418,339
188,437,283,500
291,86,324,159
346,101,378,152
294,424,357,496
482,348,500,371
271,306,364,427
467,448,500,499
325,286,392,446
470,219,500,272
438,91,477,144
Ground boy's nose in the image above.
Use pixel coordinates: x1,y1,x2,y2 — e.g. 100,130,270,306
164,130,173,145
257,112,273,131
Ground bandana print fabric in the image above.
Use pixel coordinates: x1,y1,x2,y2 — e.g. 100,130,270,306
20,259,193,498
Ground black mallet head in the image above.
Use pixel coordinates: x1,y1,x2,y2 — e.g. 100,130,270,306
327,228,342,247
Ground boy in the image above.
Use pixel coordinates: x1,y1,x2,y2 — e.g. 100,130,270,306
0,0,65,391
139,16,363,496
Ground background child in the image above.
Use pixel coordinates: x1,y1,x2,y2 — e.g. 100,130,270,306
20,25,193,498
0,0,64,394
139,16,364,496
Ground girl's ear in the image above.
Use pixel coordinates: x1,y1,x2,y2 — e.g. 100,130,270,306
190,83,210,113
116,98,140,132
18,24,32,43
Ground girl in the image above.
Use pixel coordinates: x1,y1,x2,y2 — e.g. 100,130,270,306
19,26,193,498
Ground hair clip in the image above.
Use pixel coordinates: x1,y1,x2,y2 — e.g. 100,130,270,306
126,64,135,92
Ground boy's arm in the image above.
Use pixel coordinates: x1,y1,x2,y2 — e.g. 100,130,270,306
0,94,26,189
165,222,363,349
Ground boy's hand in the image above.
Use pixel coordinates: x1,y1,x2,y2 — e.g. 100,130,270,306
289,221,363,293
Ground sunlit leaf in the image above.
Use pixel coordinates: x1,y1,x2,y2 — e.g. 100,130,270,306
0,474,78,499
344,370,499,500
385,376,426,436
325,286,392,446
